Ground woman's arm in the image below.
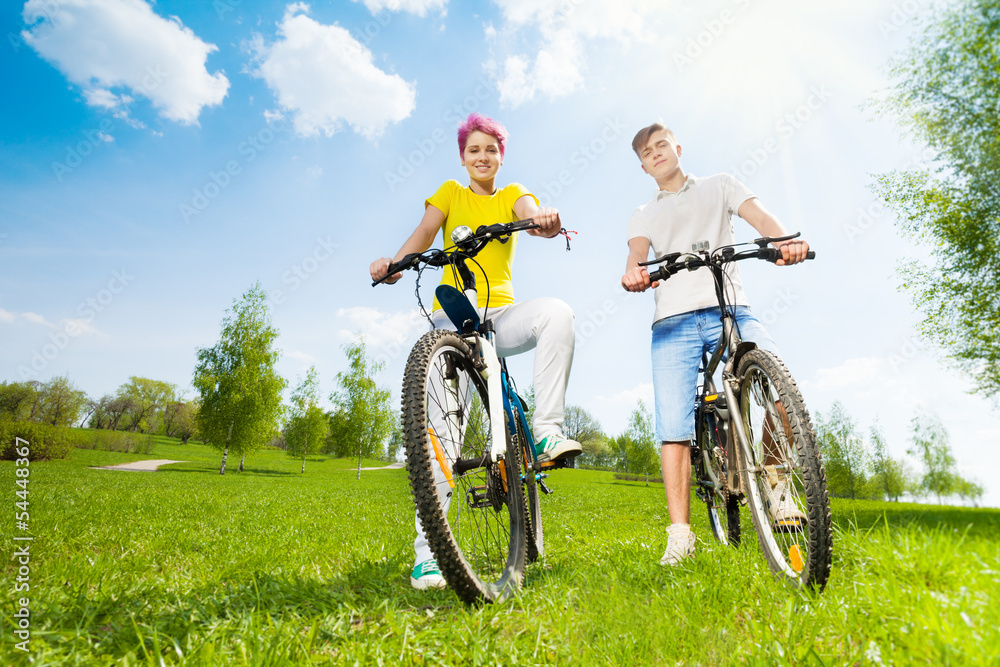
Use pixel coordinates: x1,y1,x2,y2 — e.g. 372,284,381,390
369,204,446,284
513,195,561,238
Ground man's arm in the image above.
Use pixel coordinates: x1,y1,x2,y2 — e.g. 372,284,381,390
514,195,561,238
621,236,660,292
737,197,809,266
369,204,446,284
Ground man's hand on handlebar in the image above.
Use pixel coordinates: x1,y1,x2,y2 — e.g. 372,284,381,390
774,239,810,266
370,257,402,285
621,265,659,292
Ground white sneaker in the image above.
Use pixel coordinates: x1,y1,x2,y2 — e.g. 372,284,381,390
765,469,807,529
410,559,446,590
535,433,582,462
660,524,696,566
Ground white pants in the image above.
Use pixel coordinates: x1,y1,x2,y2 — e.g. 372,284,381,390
413,297,575,566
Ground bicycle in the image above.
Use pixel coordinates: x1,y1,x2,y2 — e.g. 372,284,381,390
372,219,570,605
641,233,833,590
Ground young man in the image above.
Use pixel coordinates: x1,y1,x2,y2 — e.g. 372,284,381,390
371,113,582,589
620,123,810,565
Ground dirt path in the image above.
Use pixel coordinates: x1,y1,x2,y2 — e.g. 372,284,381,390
91,460,187,472
358,462,405,471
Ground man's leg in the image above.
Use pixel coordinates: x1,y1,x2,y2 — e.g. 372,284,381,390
661,441,691,525
651,311,703,565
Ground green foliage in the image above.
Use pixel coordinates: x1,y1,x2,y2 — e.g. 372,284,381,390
0,376,88,426
868,420,908,502
0,420,72,460
327,336,394,476
115,376,178,433
0,380,39,421
67,428,156,455
384,411,404,463
908,413,959,504
610,400,658,476
816,402,870,499
285,367,329,473
872,0,1000,395
563,405,607,465
193,283,287,473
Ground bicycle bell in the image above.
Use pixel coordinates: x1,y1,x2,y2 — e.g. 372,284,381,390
451,225,474,247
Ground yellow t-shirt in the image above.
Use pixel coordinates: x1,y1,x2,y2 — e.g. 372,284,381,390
427,180,537,310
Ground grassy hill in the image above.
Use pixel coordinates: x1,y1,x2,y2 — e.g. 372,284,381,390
2,437,997,664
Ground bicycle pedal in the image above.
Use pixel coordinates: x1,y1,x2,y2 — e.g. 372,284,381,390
539,480,554,495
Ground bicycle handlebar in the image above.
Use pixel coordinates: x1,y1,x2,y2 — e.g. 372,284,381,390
372,219,541,286
645,238,815,284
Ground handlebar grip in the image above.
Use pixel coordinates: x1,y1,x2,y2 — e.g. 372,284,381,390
647,267,668,284
806,251,816,259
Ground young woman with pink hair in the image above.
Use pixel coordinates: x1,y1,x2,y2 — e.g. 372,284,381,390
369,113,580,590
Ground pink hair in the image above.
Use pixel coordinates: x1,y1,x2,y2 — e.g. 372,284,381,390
457,113,508,159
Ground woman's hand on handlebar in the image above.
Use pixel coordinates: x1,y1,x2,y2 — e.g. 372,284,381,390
525,206,561,238
370,257,402,285
621,265,659,292
774,238,810,266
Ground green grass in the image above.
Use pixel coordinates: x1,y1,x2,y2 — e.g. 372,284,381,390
2,439,998,665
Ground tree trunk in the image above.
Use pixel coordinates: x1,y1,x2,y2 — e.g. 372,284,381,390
357,450,362,480
239,453,245,473
220,421,234,475
301,451,306,474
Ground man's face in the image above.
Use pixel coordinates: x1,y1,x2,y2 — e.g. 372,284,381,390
639,130,682,179
462,130,502,183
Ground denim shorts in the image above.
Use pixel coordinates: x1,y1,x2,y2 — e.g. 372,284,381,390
651,306,780,443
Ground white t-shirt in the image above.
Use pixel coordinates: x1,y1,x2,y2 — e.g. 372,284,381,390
627,173,756,323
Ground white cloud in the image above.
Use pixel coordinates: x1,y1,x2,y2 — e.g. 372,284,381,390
337,306,426,348
354,0,447,16
22,0,229,125
490,0,655,107
250,4,416,139
595,382,654,406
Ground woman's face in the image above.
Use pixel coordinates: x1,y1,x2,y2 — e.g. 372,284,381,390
462,130,502,184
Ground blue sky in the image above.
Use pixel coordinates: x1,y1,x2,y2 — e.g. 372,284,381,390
3,0,998,506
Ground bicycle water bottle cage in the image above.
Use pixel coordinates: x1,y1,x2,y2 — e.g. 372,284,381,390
436,285,481,334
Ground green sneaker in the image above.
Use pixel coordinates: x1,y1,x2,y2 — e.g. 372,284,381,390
535,433,582,462
410,559,446,590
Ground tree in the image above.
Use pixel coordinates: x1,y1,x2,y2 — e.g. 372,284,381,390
872,0,1000,396
0,381,38,421
328,336,394,479
193,283,287,474
35,375,88,427
165,401,199,444
907,413,958,504
116,377,177,433
868,419,907,502
954,477,985,507
611,401,658,481
385,411,405,463
285,367,329,473
815,402,869,499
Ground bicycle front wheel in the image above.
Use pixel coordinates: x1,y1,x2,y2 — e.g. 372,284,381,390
735,349,832,590
402,330,527,604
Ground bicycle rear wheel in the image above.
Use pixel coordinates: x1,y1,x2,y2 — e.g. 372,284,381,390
699,415,741,546
402,330,526,605
735,349,832,590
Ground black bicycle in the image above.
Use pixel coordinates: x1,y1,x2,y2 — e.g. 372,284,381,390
373,219,570,604
642,233,832,590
